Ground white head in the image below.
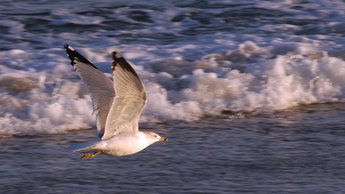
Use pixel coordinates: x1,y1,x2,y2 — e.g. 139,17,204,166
144,131,168,144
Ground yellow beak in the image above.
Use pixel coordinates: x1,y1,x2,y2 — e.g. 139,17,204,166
160,137,168,142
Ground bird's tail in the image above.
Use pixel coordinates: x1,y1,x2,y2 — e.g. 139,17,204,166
69,141,98,152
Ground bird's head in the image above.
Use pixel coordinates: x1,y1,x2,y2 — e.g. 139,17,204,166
144,131,168,144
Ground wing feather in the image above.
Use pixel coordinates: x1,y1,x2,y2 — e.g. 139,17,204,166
102,52,146,140
64,44,115,138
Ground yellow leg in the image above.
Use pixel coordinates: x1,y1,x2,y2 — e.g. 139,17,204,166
81,151,102,159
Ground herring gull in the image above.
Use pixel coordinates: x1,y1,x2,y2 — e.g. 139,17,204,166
64,44,168,159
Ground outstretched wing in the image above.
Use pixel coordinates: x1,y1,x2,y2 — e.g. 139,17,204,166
102,52,146,140
64,44,115,138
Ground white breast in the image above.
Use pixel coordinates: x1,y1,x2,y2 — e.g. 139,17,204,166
99,132,150,156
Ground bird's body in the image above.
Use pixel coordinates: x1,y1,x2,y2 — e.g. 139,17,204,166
77,131,158,156
64,44,167,159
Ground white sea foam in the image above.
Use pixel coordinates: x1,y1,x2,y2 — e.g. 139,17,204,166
2,38,345,135
1,0,345,134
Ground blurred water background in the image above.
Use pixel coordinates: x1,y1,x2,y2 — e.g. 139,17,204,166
1,0,345,193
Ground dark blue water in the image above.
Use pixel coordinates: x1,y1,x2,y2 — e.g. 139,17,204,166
2,0,345,193
1,103,345,193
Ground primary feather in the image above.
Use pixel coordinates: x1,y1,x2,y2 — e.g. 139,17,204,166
64,44,114,138
102,52,147,140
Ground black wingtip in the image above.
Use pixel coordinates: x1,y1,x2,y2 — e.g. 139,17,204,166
64,44,74,51
64,44,98,69
112,51,128,65
111,51,139,77
112,51,123,60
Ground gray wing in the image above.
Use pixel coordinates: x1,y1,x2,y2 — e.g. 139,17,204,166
102,52,146,140
64,44,115,138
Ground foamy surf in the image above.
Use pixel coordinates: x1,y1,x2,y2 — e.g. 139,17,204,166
1,39,345,135
1,0,345,135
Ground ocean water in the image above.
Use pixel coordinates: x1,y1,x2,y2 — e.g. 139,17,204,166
1,0,345,193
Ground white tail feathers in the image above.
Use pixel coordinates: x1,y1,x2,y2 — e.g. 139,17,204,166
70,141,98,152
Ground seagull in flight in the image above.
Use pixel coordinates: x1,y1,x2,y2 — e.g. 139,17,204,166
64,44,168,159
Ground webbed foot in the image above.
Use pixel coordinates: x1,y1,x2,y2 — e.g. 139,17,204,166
81,151,102,159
